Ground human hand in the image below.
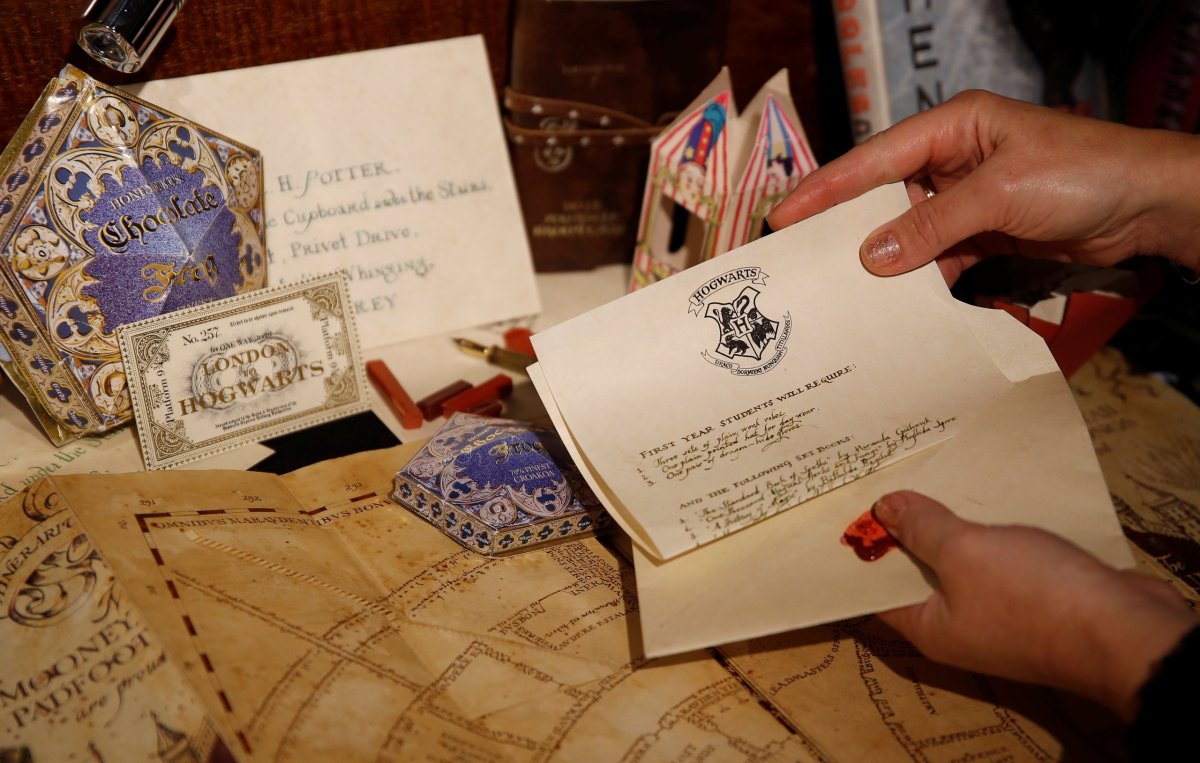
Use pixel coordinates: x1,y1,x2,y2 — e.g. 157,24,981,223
766,90,1200,284
872,490,1197,720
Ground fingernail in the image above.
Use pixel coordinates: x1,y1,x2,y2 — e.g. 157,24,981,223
862,232,901,270
872,492,905,526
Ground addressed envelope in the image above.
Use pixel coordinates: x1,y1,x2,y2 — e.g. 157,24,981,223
129,36,540,348
529,184,1132,656
118,272,368,469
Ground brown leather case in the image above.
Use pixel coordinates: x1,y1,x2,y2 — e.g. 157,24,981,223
506,0,728,271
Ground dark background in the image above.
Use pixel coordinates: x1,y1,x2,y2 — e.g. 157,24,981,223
0,0,854,471
2,0,1195,408
0,1,852,164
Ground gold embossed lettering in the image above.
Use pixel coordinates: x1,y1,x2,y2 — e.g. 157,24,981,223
141,253,220,303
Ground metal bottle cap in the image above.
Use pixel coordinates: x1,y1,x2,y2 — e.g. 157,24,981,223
77,0,186,73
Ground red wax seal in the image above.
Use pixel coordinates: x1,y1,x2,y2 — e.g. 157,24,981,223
841,508,898,561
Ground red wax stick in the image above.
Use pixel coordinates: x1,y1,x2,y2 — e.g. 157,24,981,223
416,379,472,421
442,373,514,417
366,359,423,430
466,398,504,418
504,327,536,358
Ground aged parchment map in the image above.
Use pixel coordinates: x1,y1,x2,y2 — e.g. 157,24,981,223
720,619,1127,762
1071,347,1200,604
0,480,231,762
4,349,1197,762
3,446,813,762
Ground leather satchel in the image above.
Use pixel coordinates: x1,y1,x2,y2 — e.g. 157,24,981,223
505,0,728,271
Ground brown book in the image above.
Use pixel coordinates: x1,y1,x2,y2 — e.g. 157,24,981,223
506,0,728,271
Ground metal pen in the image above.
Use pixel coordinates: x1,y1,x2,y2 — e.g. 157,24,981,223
452,337,536,375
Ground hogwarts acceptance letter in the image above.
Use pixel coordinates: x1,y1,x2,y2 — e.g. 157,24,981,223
531,185,1015,561
530,183,1131,656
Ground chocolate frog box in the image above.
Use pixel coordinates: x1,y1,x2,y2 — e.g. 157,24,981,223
391,413,612,556
0,66,267,444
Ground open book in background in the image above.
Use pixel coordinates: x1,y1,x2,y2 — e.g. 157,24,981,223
530,183,1133,656
831,0,1109,143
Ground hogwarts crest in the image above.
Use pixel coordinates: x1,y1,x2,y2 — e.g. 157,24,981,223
690,266,790,375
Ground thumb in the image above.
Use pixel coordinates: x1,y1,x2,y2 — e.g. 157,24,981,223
860,176,997,275
872,490,966,570
876,602,925,638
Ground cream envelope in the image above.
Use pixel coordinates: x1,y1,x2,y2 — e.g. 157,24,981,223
130,37,539,349
627,304,1133,657
529,183,1132,656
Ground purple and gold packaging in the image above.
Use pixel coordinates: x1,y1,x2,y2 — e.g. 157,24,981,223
390,413,611,556
0,66,267,444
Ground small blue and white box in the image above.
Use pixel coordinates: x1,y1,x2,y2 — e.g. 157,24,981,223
390,412,611,555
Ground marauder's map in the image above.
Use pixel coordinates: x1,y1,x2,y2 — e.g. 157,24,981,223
4,352,1197,762
1,446,812,762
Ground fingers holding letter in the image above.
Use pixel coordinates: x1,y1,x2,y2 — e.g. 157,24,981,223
869,489,1198,720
